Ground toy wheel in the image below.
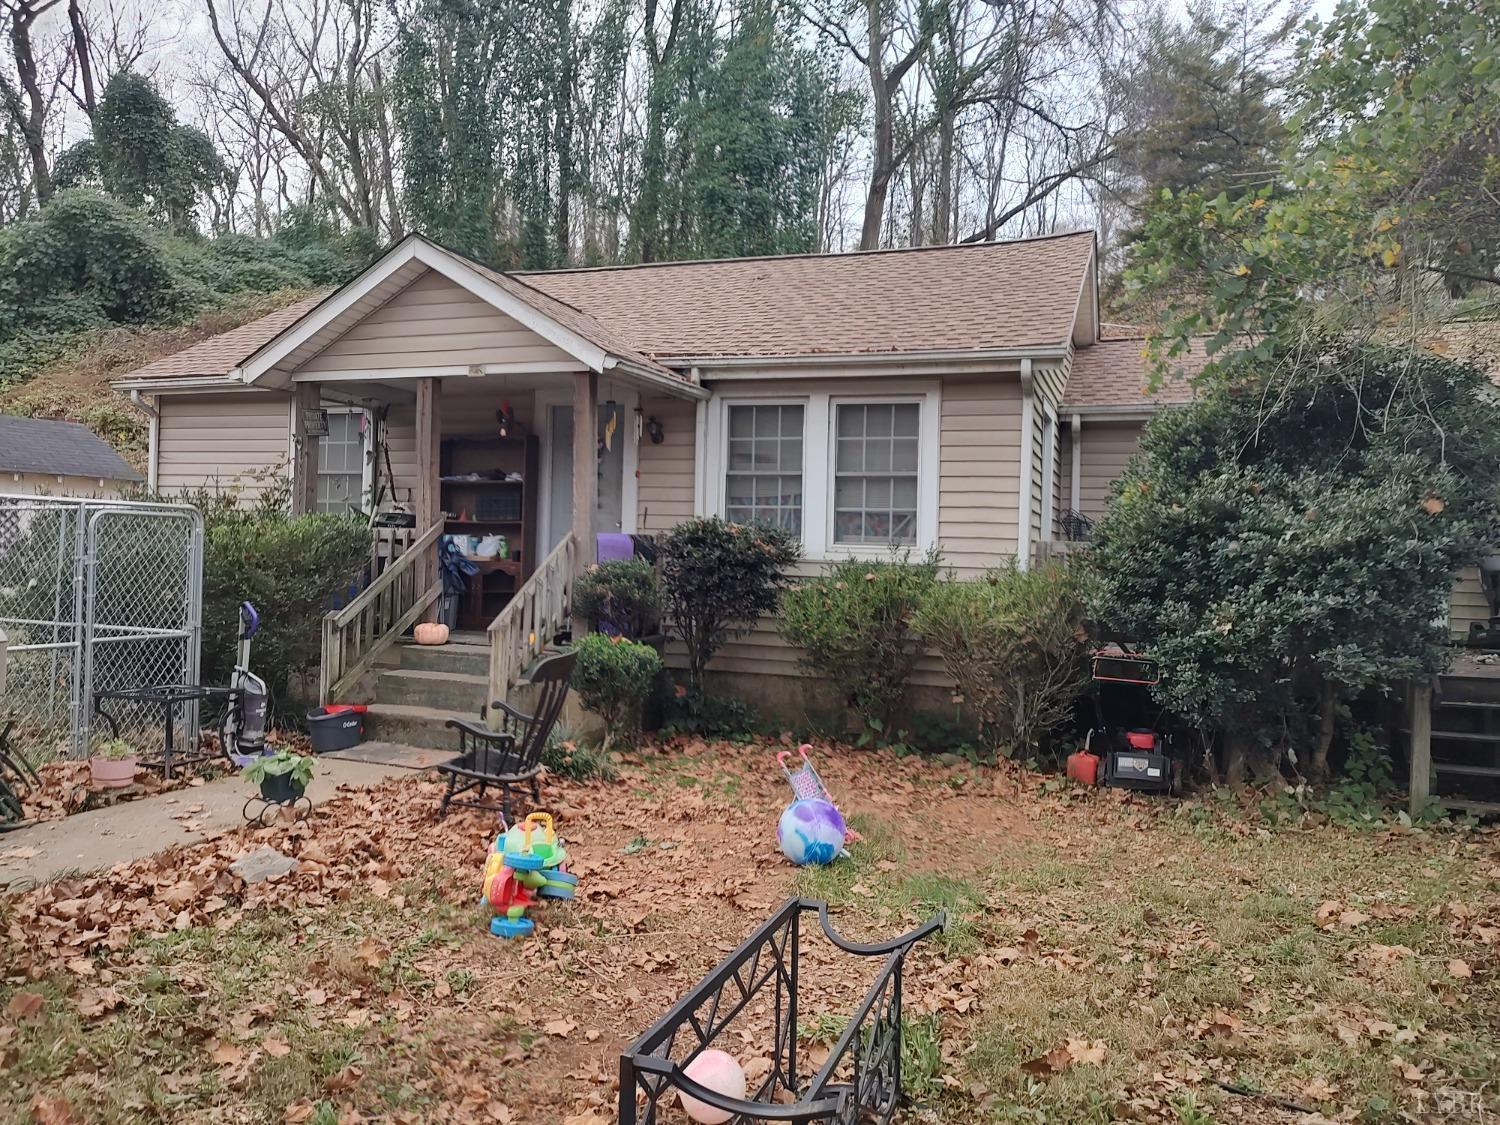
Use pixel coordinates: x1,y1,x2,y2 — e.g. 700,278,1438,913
490,915,535,939
506,852,545,871
539,870,578,899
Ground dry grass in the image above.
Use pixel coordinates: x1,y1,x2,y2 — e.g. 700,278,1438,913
1,744,1496,1124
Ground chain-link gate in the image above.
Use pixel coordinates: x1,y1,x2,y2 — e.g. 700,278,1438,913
0,495,203,762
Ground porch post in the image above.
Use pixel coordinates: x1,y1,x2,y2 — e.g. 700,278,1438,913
572,369,598,634
290,384,320,515
415,377,442,610
1408,678,1433,817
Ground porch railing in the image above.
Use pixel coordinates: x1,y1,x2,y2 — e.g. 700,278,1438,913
486,532,576,719
320,520,445,706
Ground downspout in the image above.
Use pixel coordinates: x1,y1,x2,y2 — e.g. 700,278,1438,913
130,390,160,494
1069,412,1082,520
692,366,708,518
1016,359,1035,570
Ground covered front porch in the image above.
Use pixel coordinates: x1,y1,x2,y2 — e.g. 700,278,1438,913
233,236,705,711
305,367,700,711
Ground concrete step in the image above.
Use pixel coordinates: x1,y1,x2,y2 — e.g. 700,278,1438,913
362,702,465,751
376,667,489,713
397,641,490,677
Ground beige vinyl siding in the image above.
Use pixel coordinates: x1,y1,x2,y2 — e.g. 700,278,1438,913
1076,419,1146,520
940,377,1022,575
3,473,129,498
663,616,954,689
155,391,290,501
636,395,696,532
295,270,578,375
1450,567,1489,642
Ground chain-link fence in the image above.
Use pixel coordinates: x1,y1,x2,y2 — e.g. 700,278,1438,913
0,495,203,761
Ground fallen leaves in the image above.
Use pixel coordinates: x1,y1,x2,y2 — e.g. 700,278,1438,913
1447,957,1473,980
1021,1037,1108,1076
6,991,44,1021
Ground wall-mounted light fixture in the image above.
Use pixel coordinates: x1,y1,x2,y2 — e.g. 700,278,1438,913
647,416,665,444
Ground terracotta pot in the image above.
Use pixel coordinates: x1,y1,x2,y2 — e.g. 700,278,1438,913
89,756,138,789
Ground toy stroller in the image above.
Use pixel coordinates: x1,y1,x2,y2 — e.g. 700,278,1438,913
776,744,861,845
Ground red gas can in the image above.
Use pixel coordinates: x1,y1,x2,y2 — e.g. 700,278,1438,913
1066,749,1101,786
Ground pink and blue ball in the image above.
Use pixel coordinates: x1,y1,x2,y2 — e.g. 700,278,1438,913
777,798,846,866
678,1048,746,1123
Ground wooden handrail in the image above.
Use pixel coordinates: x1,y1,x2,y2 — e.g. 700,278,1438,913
486,533,576,722
320,520,445,705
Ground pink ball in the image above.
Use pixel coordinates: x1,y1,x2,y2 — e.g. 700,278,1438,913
678,1048,746,1124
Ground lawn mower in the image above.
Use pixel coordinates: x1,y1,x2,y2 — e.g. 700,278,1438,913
1068,640,1182,795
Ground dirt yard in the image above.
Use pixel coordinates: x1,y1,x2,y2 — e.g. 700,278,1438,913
1,739,1496,1124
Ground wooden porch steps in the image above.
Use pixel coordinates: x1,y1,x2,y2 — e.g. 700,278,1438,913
1407,658,1500,818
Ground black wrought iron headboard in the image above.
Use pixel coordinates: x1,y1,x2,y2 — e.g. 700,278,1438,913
619,897,944,1125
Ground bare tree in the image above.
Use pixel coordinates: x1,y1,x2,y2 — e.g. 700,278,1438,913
1,0,62,205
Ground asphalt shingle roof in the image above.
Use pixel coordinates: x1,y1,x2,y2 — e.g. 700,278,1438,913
1063,336,1205,408
517,231,1096,358
0,415,144,481
114,231,1098,384
119,293,330,383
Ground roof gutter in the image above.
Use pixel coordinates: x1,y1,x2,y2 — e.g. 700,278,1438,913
112,374,250,394
602,355,710,401
1062,401,1185,420
659,344,1070,370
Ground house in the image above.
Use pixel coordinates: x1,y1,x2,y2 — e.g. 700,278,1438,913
106,230,1467,730
0,415,144,497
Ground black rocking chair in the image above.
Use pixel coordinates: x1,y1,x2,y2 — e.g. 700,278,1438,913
437,649,576,822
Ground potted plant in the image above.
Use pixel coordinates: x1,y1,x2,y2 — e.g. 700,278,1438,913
241,749,315,803
89,738,139,789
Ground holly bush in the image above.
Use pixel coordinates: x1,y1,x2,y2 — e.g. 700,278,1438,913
779,551,941,739
658,517,800,694
571,634,663,752
1089,342,1500,784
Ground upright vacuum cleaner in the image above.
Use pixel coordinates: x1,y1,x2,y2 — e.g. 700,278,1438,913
222,601,270,762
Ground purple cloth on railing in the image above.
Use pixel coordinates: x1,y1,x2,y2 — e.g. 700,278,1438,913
596,533,634,563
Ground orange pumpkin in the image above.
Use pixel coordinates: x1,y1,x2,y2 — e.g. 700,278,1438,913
414,622,449,646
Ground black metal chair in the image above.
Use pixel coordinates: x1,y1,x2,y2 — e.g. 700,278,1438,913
437,650,576,822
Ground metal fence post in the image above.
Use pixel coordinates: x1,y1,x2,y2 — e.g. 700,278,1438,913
0,627,9,709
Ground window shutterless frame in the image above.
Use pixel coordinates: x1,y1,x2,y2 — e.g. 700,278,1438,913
709,385,939,560
315,406,373,514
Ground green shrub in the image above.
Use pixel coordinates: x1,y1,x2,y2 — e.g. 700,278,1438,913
661,691,763,740
658,517,800,693
779,551,941,739
914,561,1089,758
574,559,660,638
194,491,369,717
572,634,662,751
541,726,620,781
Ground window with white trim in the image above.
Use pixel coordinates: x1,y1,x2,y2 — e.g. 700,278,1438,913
713,387,939,558
316,409,370,514
833,402,920,544
725,403,804,534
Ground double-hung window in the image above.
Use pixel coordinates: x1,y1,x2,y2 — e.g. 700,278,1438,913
316,408,370,514
725,403,804,534
715,387,937,557
832,402,920,545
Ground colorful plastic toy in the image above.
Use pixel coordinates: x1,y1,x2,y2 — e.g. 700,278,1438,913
777,798,846,866
678,1049,747,1124
480,812,577,938
776,744,859,854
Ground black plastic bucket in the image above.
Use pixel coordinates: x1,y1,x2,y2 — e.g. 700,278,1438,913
306,706,365,752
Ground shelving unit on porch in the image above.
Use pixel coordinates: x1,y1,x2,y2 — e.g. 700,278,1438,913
440,435,539,630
